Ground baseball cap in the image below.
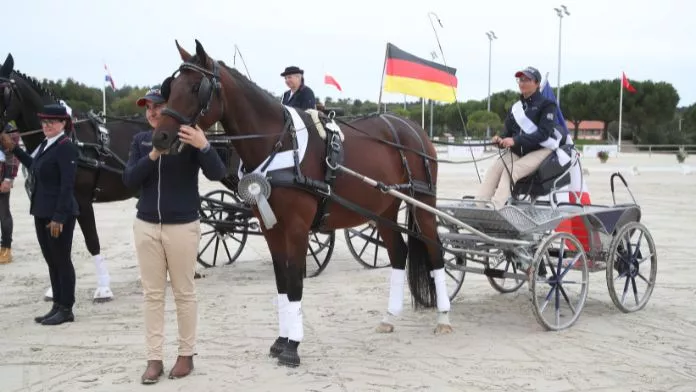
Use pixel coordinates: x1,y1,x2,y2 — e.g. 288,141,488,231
514,66,542,82
136,87,165,107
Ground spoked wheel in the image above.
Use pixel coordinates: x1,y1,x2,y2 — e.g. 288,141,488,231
529,232,589,331
197,189,250,268
487,251,526,294
344,205,407,269
444,252,466,301
437,220,466,301
606,222,657,313
305,230,336,278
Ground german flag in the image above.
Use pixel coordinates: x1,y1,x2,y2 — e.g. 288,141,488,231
383,43,457,103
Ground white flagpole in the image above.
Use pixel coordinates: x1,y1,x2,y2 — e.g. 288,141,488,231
618,73,623,154
102,83,107,120
421,98,425,129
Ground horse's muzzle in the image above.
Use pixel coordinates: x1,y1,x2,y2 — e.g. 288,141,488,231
152,130,181,154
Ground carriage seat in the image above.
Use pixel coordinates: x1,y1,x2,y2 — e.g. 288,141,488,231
511,144,576,200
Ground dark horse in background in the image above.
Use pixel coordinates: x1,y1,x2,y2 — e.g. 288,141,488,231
0,53,145,302
154,40,452,367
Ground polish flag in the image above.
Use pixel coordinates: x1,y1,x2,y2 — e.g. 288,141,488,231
622,72,636,93
324,73,342,92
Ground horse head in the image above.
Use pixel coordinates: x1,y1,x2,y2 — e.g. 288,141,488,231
154,39,225,153
0,53,57,151
0,53,20,129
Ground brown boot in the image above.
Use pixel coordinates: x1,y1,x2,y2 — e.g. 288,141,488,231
140,360,164,385
0,248,11,264
168,355,194,379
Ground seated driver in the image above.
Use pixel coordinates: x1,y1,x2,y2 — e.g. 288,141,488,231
476,66,565,209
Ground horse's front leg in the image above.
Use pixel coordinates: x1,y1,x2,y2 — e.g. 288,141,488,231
276,227,310,368
262,227,289,358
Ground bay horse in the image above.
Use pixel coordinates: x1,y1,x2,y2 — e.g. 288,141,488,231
0,53,145,302
154,40,452,367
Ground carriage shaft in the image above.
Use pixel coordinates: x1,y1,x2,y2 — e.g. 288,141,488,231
336,165,532,246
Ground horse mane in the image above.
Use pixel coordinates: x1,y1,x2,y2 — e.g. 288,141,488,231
11,70,59,102
188,54,281,109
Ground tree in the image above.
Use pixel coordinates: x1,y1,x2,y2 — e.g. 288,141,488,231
466,110,502,138
562,81,596,140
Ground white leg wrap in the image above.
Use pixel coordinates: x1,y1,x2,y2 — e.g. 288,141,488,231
44,287,53,299
277,294,289,338
94,254,111,288
287,301,303,342
432,268,451,313
387,268,406,317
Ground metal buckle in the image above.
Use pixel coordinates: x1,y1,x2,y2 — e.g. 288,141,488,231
325,156,338,170
318,184,332,197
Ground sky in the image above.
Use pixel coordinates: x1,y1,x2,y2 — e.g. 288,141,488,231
3,0,695,107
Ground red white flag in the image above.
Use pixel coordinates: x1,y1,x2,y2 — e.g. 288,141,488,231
324,73,342,92
622,72,636,93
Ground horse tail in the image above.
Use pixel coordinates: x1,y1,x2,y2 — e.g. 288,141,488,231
406,204,437,309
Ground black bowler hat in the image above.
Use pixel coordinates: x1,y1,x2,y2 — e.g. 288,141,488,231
37,104,71,120
280,66,304,77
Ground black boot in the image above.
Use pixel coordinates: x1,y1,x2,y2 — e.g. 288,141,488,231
41,305,74,325
34,303,59,324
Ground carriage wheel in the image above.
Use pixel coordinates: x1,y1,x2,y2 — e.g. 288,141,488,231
344,205,407,269
445,252,466,301
606,222,657,313
487,252,526,294
529,232,589,331
197,189,249,268
305,231,336,278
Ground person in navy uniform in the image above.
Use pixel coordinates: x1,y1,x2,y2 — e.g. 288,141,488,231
476,66,562,209
280,66,317,110
0,104,80,325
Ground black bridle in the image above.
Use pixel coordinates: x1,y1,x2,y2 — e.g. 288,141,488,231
0,76,17,130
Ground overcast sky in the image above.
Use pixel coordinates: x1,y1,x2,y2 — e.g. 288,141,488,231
3,0,694,107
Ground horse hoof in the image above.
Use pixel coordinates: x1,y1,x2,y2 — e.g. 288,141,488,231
269,337,288,358
194,272,205,279
93,287,114,303
375,322,394,333
434,323,453,335
277,340,300,368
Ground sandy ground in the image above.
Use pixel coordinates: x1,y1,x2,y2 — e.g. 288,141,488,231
0,152,695,392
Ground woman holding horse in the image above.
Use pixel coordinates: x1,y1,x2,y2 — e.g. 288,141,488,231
0,104,80,325
123,87,227,384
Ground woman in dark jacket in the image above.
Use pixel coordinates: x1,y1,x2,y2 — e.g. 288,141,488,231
280,66,317,110
123,87,227,384
0,103,80,326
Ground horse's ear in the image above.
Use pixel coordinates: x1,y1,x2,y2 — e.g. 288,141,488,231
194,39,209,67
175,40,192,62
0,53,14,77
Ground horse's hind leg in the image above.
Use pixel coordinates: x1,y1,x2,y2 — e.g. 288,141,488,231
412,198,453,334
375,200,408,333
76,195,113,303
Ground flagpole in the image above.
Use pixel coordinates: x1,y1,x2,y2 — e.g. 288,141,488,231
618,73,623,154
102,83,107,120
421,98,425,129
377,45,388,114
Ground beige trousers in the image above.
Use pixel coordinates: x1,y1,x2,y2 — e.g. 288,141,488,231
133,218,201,360
476,148,553,208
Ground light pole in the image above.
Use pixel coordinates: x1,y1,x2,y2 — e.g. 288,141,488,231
554,5,570,105
485,31,497,139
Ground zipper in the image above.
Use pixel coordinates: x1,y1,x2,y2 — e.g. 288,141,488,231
157,157,162,223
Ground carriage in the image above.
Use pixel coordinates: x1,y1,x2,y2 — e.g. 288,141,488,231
154,40,658,367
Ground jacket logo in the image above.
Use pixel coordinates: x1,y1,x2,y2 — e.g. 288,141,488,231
141,141,152,147
546,113,554,120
